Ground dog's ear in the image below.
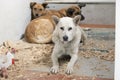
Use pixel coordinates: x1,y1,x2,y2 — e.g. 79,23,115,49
78,3,86,9
42,3,48,8
73,15,81,25
52,15,60,24
30,2,36,9
80,14,85,21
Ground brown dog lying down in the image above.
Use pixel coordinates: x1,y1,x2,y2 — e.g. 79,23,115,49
30,2,85,20
25,5,86,44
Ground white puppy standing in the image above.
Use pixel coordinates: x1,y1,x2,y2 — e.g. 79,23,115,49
50,15,82,74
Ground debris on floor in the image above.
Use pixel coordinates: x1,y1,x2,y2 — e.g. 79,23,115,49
17,71,113,80
0,28,115,80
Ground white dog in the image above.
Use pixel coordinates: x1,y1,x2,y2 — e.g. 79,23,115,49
50,15,85,74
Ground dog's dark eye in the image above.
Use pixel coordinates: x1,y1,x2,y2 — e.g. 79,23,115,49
68,27,72,31
39,9,42,11
34,8,37,10
60,27,64,30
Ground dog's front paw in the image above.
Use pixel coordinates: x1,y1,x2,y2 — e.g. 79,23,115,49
50,66,59,74
65,67,73,75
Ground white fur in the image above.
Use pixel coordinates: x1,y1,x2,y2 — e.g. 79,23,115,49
50,16,82,74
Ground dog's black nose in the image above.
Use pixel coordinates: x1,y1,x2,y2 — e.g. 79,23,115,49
35,14,39,16
63,35,68,41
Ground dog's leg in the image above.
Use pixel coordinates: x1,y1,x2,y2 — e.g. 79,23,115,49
50,49,60,74
80,27,87,45
66,54,78,74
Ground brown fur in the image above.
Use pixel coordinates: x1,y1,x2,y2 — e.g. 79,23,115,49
25,15,56,43
38,9,66,18
30,2,48,20
25,5,85,43
30,2,84,19
66,6,85,20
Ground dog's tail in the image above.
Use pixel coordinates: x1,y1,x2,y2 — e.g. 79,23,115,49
27,34,52,44
25,30,53,44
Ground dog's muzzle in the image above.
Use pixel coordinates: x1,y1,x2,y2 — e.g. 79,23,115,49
63,35,68,41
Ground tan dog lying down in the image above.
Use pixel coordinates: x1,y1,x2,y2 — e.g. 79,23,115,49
25,5,86,44
25,15,56,43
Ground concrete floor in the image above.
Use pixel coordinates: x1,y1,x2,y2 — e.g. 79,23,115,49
76,28,114,79
27,57,114,79
75,56,114,79
26,28,115,79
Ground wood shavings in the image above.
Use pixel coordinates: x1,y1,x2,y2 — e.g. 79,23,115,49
0,37,114,80
100,50,114,61
79,38,114,61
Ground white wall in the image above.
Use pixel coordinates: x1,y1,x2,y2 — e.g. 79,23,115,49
82,4,115,24
47,4,115,24
115,0,120,80
0,0,44,44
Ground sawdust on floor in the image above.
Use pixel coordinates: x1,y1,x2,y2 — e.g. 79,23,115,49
0,38,114,80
